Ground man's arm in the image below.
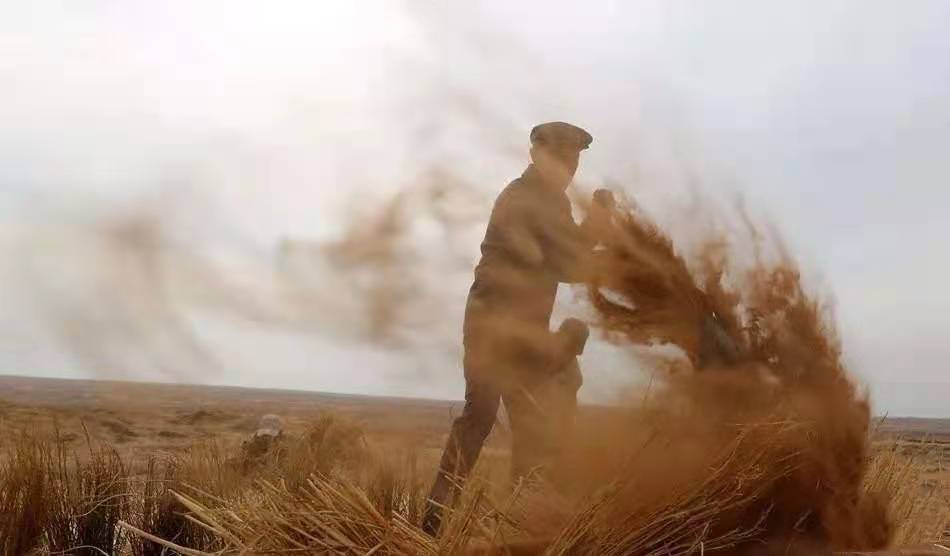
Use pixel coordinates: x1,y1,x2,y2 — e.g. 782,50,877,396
536,190,615,284
537,211,591,283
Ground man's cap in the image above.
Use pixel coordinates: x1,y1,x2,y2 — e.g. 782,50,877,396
530,121,593,151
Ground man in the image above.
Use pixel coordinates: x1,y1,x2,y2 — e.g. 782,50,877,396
422,122,612,536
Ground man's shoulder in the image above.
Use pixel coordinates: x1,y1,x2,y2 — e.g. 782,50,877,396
492,177,532,211
499,175,559,204
499,176,526,196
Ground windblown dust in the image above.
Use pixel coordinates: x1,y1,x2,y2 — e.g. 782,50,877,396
9,177,487,382
513,196,885,554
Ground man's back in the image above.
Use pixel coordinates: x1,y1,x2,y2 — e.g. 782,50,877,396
467,165,584,330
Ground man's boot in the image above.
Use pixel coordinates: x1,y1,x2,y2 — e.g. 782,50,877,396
421,469,451,536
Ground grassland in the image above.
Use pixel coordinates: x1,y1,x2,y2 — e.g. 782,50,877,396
0,375,947,555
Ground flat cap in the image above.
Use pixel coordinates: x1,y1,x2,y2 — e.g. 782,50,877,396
530,121,593,151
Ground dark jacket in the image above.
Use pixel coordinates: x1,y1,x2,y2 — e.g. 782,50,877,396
464,165,591,345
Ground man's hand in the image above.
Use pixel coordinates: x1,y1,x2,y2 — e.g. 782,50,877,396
592,188,616,212
557,318,590,356
582,188,617,244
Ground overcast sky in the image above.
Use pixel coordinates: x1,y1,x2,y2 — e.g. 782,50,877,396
1,1,947,417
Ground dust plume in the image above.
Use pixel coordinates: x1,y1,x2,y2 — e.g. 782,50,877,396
287,170,489,347
13,196,222,380
9,175,489,383
517,193,885,553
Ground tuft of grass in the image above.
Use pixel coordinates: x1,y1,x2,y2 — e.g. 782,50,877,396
0,432,54,555
126,455,219,556
863,438,950,547
0,430,130,556
45,441,129,555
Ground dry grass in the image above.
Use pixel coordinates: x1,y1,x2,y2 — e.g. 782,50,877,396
1,412,946,556
0,413,384,555
0,431,130,556
863,438,950,547
540,428,786,556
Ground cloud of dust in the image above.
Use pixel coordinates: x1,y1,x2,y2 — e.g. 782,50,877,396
7,174,492,383
517,192,886,552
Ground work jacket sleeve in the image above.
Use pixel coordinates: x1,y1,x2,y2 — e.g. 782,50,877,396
533,198,594,284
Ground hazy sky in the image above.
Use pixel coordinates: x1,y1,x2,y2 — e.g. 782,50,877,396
1,1,948,416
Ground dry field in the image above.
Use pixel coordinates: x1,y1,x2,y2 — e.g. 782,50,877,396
1,374,947,556
0,374,460,459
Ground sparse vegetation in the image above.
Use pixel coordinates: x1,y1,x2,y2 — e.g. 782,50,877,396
0,410,945,555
